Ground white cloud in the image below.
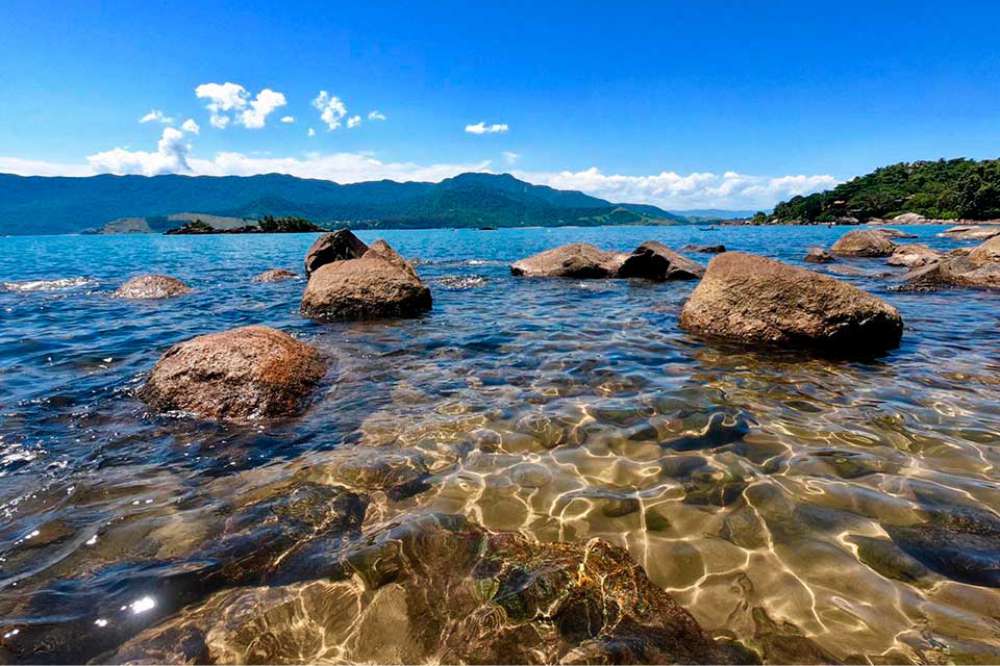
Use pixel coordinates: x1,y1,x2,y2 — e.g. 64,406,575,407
312,91,347,130
239,89,286,129
139,109,173,125
502,151,520,165
0,156,91,177
512,167,839,210
280,115,295,124
307,128,316,137
368,110,386,121
465,122,508,135
86,127,191,176
180,118,200,134
347,115,362,129
195,82,286,129
195,82,248,129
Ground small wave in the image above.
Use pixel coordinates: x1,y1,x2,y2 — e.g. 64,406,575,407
437,276,488,290
3,277,97,292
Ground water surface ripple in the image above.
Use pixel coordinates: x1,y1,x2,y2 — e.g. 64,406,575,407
1,226,998,663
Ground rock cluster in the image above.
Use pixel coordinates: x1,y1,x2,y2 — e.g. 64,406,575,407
804,247,835,263
301,229,432,321
511,241,703,281
253,268,297,283
140,325,326,420
679,252,903,354
903,235,1000,290
113,274,191,299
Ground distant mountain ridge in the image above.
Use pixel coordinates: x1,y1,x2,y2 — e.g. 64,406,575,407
0,171,687,235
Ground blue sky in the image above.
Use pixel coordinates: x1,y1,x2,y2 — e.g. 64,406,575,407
1,0,998,210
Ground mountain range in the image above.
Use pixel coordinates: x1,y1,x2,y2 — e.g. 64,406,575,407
0,171,691,235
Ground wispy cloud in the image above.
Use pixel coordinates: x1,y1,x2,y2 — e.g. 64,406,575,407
280,115,295,124
502,151,520,165
465,121,508,135
139,109,173,125
347,115,362,129
180,118,200,134
368,110,386,121
513,167,839,210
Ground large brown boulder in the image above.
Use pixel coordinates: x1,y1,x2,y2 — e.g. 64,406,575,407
140,326,325,420
903,235,1000,290
679,252,903,353
510,243,626,278
618,241,704,280
886,244,941,268
301,240,431,321
113,274,191,299
937,225,1000,242
830,230,896,257
304,229,369,276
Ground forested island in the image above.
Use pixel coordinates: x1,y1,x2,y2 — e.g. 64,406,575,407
165,215,326,234
758,158,1000,224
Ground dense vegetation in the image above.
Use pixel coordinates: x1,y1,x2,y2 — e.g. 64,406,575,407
0,172,683,235
768,159,1000,224
165,215,326,234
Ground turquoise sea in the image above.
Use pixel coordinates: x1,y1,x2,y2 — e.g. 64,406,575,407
1,225,998,663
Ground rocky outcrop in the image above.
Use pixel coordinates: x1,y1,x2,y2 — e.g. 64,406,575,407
937,225,1000,242
886,244,941,268
113,274,191,299
874,228,918,239
618,241,704,280
891,212,927,225
830,230,896,257
140,326,326,420
304,228,369,276
804,247,835,263
682,243,727,254
902,235,1000,290
301,239,431,321
679,252,903,354
510,243,627,278
252,268,297,283
105,514,757,665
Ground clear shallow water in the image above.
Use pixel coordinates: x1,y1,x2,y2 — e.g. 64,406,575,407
0,226,998,663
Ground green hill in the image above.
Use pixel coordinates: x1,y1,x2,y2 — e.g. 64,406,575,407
768,158,1000,224
0,171,687,234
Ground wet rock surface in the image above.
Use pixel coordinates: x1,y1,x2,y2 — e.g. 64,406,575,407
618,241,705,280
679,252,903,354
937,225,1000,241
140,325,326,420
683,243,727,254
252,268,297,283
510,243,627,279
301,244,432,321
830,230,896,257
804,247,835,263
886,243,941,268
113,274,191,299
303,228,369,276
104,514,758,665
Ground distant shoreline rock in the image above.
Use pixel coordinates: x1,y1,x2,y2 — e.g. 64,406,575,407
511,241,703,281
831,230,896,257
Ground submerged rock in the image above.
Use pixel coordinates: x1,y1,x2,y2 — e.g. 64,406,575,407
679,252,903,354
886,504,1000,588
140,325,326,420
300,239,432,321
252,268,297,283
510,243,626,279
804,247,835,264
113,274,191,299
618,241,705,280
683,243,727,254
902,235,1000,290
830,230,896,257
303,228,369,276
875,228,918,239
886,244,941,268
107,514,758,665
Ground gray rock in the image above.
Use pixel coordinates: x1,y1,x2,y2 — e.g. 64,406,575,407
113,274,191,299
303,228,369,276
